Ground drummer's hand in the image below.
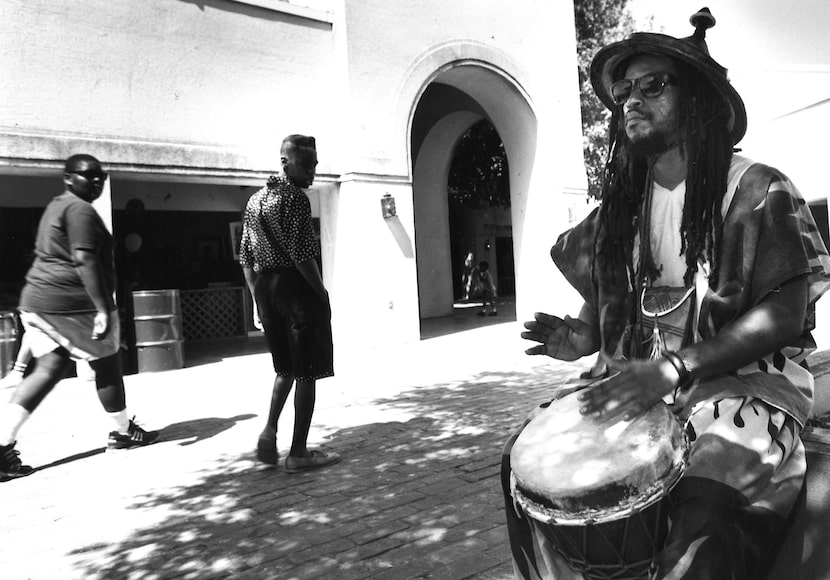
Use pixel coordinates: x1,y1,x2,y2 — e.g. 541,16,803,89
577,355,679,423
521,312,597,361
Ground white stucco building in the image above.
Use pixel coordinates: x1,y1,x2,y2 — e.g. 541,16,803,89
0,0,588,366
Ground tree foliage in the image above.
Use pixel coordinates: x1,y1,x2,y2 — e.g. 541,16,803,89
447,2,636,207
447,119,510,210
574,0,635,198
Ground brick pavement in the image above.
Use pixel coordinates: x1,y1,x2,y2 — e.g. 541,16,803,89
0,319,591,580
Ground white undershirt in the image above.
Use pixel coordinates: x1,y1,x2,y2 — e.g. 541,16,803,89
633,155,755,288
638,180,687,287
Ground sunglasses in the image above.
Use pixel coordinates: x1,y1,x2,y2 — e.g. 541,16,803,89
610,72,680,106
70,169,109,181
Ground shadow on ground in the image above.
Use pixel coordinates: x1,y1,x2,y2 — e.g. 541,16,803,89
180,335,271,368
69,364,575,579
35,448,106,472
162,414,258,446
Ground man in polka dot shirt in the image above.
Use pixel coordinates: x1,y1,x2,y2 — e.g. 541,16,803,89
240,134,340,473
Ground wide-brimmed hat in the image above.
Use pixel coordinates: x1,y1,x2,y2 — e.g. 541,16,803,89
590,7,747,145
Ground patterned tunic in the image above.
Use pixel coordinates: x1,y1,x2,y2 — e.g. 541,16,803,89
239,176,318,271
239,175,332,381
551,155,830,425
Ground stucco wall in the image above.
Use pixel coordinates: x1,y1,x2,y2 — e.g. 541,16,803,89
337,0,586,190
320,177,421,352
0,0,337,173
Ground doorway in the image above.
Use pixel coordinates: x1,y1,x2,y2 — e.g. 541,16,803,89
410,64,535,337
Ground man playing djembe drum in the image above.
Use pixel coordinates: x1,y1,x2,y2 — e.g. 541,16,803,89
504,8,830,580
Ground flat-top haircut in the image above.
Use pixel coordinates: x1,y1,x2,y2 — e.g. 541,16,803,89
280,134,316,156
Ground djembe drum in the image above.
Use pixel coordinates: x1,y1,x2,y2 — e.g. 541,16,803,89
509,388,688,579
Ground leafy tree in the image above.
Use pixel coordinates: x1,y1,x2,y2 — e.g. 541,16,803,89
447,119,510,210
447,2,637,206
574,0,636,198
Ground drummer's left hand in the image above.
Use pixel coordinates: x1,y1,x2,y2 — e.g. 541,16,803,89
577,355,679,423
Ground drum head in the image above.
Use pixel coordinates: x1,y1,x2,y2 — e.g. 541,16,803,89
510,388,687,525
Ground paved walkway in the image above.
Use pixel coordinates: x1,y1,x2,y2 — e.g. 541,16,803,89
0,311,592,580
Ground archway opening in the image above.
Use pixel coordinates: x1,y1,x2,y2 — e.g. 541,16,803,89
410,64,535,338
448,119,514,305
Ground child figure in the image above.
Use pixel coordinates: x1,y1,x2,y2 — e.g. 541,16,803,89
476,261,498,317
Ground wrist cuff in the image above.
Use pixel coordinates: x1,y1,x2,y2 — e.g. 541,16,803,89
663,351,694,389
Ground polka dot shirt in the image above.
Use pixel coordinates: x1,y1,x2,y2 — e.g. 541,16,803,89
239,176,318,271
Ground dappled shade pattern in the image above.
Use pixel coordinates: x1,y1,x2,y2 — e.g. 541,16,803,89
69,366,579,579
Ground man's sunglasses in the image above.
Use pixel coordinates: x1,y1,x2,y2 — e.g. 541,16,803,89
70,169,109,181
610,72,680,106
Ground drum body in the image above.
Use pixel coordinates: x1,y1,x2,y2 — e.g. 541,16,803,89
524,493,672,579
509,389,687,579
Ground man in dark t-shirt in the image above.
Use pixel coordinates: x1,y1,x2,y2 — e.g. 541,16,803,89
0,154,158,482
240,134,339,473
23,191,117,313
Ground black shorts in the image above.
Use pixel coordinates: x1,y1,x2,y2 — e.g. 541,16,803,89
255,268,333,381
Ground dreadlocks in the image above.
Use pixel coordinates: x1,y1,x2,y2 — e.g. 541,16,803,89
595,59,734,289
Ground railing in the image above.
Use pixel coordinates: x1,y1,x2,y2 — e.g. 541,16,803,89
180,286,250,341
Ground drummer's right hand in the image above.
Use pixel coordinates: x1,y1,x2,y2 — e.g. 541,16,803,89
521,312,598,361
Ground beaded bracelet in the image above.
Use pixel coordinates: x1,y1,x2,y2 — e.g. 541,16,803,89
663,351,694,389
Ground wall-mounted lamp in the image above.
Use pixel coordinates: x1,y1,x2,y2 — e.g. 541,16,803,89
484,239,492,252
381,193,397,219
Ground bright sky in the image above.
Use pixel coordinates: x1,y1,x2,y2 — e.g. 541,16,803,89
627,0,830,68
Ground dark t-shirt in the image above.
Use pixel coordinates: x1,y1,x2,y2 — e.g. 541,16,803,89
20,192,116,313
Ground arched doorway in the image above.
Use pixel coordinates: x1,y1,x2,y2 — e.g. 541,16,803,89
447,119,513,304
409,62,536,335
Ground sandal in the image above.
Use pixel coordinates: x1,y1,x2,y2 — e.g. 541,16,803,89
285,449,341,473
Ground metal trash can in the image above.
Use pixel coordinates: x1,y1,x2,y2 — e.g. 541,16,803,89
0,311,17,378
132,290,184,372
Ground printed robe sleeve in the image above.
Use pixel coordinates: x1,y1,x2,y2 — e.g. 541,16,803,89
713,164,830,333
550,207,601,313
